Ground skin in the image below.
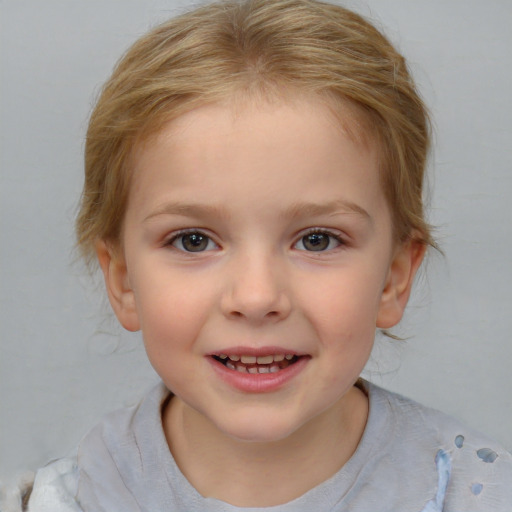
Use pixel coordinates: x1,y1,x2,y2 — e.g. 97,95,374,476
97,96,425,506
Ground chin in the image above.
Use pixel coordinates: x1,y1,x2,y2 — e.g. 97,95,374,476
215,413,306,444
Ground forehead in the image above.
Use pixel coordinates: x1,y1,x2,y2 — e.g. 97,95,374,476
126,96,389,231
134,91,378,162
130,95,379,187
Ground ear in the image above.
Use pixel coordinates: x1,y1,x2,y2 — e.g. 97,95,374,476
96,240,141,332
376,238,426,329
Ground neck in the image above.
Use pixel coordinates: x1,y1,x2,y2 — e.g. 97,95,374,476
162,386,368,507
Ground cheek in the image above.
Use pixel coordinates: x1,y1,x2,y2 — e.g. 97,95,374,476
138,290,206,391
131,269,215,353
299,267,385,335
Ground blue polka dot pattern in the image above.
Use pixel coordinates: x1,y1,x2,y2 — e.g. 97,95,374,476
471,483,484,496
477,448,499,463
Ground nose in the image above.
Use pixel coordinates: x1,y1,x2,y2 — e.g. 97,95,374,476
220,251,292,324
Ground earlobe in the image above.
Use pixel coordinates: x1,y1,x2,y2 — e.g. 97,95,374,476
376,239,426,329
95,240,141,332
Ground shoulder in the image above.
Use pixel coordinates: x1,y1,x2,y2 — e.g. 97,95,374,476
2,383,168,512
369,383,512,510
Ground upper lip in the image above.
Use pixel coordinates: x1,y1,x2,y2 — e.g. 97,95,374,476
207,346,306,357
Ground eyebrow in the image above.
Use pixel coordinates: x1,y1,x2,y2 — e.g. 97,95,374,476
143,199,371,224
283,200,372,224
143,202,231,222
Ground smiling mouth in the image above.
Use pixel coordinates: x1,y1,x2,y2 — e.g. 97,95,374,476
212,353,300,374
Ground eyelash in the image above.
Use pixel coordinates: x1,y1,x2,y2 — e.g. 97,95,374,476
165,228,345,254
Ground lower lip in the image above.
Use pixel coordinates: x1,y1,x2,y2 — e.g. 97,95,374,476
208,356,309,393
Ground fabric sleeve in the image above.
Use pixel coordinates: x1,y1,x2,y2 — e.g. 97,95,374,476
26,458,83,512
0,472,35,512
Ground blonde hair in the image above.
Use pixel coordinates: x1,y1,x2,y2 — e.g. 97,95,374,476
76,0,433,263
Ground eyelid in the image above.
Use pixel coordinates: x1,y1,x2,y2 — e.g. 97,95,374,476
298,227,346,240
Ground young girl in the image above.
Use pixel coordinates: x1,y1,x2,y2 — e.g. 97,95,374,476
9,0,512,510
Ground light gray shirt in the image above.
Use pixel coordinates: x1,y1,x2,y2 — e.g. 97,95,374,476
26,382,512,511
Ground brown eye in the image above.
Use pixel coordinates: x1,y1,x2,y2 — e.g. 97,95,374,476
302,233,329,251
295,231,342,252
172,232,216,252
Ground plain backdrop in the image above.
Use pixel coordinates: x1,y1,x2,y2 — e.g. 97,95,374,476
1,0,511,480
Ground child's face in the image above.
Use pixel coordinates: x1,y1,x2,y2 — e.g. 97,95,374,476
99,97,422,443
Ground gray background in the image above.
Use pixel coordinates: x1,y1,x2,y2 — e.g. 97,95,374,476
1,0,511,480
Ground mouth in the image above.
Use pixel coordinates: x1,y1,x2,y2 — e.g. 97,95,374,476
212,353,301,374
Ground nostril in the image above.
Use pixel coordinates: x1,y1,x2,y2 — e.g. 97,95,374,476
222,289,291,322
230,309,281,320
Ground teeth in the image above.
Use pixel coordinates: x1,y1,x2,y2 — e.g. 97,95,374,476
224,354,294,363
219,353,298,371
249,366,275,374
256,355,274,364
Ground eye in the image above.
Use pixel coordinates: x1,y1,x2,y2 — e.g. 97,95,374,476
169,231,218,252
294,230,343,252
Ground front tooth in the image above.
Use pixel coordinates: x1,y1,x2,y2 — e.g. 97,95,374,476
229,355,240,362
273,354,285,362
257,355,274,364
241,355,256,364
258,367,270,374
248,367,258,374
236,364,248,373
270,365,280,373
